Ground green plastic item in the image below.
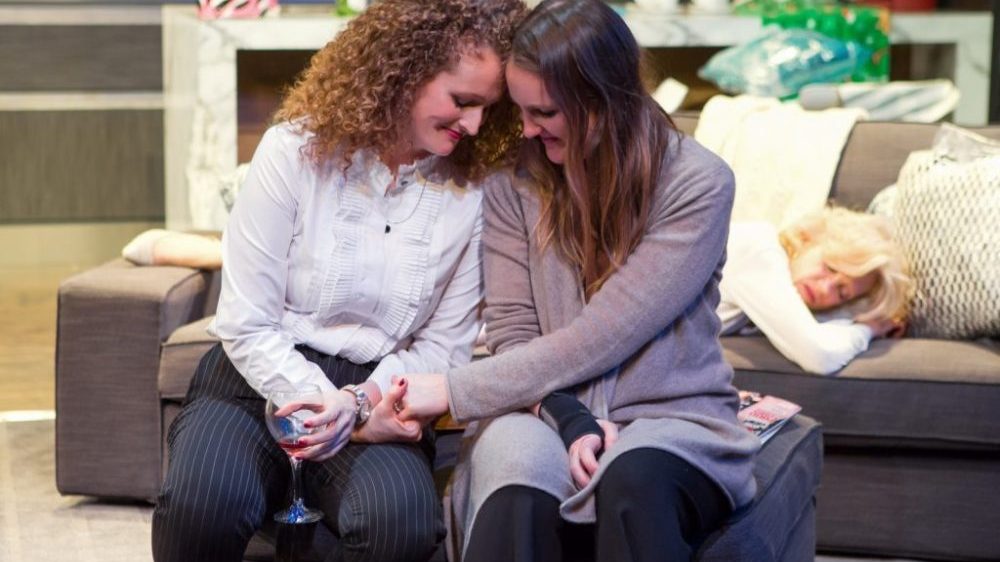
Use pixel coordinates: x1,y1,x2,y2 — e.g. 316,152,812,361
749,0,890,83
334,0,359,16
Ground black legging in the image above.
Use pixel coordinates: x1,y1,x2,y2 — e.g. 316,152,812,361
465,448,731,562
152,343,444,562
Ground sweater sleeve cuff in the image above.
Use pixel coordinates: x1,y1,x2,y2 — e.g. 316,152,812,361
538,391,603,450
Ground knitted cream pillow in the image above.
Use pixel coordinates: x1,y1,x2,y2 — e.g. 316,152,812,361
893,125,1000,338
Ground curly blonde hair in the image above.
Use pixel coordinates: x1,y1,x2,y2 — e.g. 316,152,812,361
274,0,526,181
780,207,914,324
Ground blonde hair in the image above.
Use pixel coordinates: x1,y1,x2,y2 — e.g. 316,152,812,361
274,0,525,181
780,207,913,323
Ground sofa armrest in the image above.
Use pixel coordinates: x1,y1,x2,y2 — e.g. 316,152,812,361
55,258,218,501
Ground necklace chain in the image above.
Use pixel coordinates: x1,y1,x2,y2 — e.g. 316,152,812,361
386,177,427,226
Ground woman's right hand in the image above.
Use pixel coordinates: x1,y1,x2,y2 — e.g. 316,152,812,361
295,389,359,462
567,419,619,489
395,374,450,425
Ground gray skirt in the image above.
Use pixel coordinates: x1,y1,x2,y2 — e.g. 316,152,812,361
443,411,759,562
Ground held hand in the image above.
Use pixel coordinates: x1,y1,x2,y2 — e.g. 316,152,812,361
567,419,619,489
294,389,358,462
352,378,422,444
395,374,450,425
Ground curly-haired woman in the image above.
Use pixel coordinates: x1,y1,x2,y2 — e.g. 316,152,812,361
151,1,525,561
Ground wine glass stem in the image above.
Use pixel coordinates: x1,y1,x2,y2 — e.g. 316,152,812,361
289,455,305,507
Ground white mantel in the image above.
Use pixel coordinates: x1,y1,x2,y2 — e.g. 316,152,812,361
162,5,993,231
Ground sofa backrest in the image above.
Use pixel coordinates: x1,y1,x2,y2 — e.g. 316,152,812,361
834,121,942,209
671,112,1000,210
833,122,1000,209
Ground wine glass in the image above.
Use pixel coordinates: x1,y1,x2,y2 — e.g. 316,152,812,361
265,383,325,524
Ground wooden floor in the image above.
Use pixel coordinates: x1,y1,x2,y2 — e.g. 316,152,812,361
0,221,151,414
0,265,84,412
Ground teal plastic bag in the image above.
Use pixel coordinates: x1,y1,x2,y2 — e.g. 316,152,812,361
698,28,868,99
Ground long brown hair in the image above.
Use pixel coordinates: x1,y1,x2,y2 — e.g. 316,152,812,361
511,0,676,297
275,0,525,181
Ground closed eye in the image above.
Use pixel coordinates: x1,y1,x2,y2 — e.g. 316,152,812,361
452,95,489,109
836,280,850,301
452,96,473,108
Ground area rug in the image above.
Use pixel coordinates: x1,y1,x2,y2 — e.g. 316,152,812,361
0,417,153,562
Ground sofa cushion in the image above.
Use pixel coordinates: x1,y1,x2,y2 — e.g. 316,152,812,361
724,336,1000,448
159,315,218,401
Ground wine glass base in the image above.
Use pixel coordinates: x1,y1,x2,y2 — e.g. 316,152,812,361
274,504,324,525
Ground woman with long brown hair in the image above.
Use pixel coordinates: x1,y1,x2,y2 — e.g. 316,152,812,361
150,1,524,560
397,1,758,560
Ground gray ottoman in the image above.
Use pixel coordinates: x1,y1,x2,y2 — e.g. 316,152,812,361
698,414,823,561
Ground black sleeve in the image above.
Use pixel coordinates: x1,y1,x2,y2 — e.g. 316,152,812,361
538,391,604,450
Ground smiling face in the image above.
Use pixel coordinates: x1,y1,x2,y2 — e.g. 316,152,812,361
402,45,505,162
505,62,572,164
790,244,880,311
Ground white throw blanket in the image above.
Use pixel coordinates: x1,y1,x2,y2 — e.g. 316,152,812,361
694,95,867,228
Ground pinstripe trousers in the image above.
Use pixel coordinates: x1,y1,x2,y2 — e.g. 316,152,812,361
151,343,444,562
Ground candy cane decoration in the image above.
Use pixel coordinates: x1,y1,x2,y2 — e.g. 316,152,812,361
198,0,280,20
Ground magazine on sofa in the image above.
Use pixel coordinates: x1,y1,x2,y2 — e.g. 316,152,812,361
738,391,802,444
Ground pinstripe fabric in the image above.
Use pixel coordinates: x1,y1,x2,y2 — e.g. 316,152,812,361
152,343,443,562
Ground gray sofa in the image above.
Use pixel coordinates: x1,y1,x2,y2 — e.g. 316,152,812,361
55,116,1000,561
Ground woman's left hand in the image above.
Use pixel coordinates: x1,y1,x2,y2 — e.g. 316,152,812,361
568,419,619,489
394,374,450,425
295,388,362,462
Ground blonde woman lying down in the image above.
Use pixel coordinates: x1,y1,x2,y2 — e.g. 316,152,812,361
718,207,913,374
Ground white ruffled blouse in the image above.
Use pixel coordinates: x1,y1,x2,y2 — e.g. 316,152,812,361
210,123,484,397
